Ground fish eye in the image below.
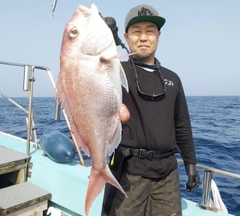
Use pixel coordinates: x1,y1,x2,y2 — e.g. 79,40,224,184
69,27,79,38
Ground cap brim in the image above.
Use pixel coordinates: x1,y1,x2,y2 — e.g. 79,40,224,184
126,16,166,32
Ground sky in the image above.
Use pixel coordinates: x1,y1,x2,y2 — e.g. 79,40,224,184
0,0,239,97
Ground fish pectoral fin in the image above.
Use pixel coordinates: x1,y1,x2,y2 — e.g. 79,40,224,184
120,63,129,92
100,52,135,62
100,54,122,62
100,53,130,92
108,121,122,156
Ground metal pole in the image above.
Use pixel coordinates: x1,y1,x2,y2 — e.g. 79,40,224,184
200,170,212,208
26,67,34,156
23,65,31,91
54,100,61,120
0,92,28,114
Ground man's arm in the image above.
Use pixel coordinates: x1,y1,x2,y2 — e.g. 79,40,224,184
174,80,200,192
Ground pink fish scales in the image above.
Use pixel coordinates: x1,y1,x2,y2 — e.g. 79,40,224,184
55,4,128,216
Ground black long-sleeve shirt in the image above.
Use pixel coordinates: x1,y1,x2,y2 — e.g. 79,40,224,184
119,60,197,179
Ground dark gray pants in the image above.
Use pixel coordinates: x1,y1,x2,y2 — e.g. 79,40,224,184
102,169,182,216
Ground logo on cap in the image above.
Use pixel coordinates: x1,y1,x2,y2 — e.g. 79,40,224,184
138,7,153,16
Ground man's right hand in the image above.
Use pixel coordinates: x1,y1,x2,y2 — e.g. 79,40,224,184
104,17,118,34
104,17,122,46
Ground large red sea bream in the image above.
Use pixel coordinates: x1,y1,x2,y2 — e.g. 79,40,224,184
55,3,128,216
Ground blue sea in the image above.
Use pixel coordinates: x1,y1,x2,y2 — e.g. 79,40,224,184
0,96,240,215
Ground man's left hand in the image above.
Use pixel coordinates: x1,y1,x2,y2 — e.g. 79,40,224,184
119,104,130,122
185,164,200,192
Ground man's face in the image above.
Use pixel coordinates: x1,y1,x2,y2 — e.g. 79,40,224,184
124,22,160,64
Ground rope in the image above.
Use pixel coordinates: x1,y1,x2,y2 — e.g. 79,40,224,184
209,179,228,213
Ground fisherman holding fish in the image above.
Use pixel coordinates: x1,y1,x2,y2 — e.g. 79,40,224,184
102,4,200,216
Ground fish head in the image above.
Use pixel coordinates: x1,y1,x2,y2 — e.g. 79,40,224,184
61,4,115,60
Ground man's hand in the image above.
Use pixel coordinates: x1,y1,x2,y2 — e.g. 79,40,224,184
119,104,130,122
185,164,200,192
104,17,122,46
99,14,118,34
104,17,118,34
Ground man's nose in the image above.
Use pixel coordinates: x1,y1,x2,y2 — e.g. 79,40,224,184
139,33,147,41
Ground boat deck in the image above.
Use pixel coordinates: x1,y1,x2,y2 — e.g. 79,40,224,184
0,131,234,216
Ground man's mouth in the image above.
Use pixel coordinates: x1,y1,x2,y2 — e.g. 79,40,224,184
138,45,149,49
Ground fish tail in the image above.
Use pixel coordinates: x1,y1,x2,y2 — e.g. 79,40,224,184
85,166,127,215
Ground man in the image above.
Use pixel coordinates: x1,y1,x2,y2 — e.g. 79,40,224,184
102,4,200,216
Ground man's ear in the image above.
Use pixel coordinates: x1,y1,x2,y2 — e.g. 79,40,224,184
124,33,128,43
158,30,161,41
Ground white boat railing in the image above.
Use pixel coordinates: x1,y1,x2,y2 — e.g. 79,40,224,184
177,159,240,180
0,91,38,144
177,159,240,210
0,60,85,166
0,61,54,156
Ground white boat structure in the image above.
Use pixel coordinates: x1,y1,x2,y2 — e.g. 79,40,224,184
0,60,239,216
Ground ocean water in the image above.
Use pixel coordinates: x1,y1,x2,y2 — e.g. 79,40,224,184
0,96,240,215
